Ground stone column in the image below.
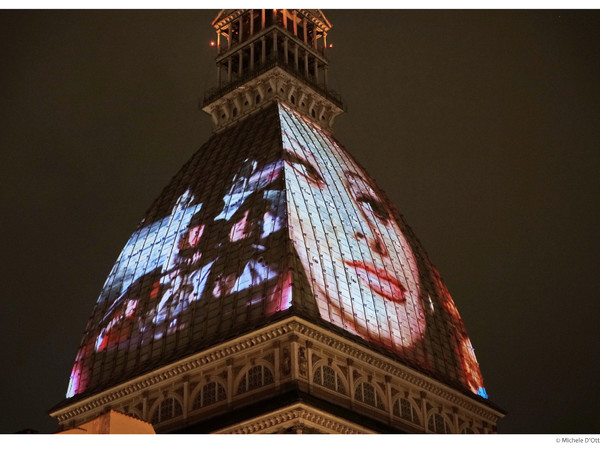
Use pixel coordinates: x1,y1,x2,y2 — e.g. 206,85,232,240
347,358,354,407
306,340,313,393
142,392,148,421
452,406,459,433
290,335,299,380
273,341,281,389
420,391,428,431
385,375,393,424
303,17,307,43
226,358,234,407
294,43,299,71
293,11,298,36
304,51,309,77
182,377,189,420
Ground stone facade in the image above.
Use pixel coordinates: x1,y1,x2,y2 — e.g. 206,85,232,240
51,317,502,433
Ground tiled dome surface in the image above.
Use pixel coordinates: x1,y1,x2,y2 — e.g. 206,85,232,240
66,102,486,402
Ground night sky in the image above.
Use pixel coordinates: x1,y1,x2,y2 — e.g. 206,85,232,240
1,9,599,434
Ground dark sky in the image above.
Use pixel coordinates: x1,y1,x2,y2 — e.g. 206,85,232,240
1,10,599,434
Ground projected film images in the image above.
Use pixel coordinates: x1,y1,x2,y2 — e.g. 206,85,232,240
279,105,486,397
67,104,486,401
281,106,426,353
67,152,290,398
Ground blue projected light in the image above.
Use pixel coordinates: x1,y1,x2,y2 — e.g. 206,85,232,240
67,102,488,401
67,151,291,398
278,103,488,398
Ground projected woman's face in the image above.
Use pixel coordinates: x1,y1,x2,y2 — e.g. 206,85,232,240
283,128,426,351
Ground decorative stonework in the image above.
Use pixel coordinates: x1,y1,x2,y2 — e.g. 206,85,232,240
203,66,344,133
52,316,503,433
215,403,372,434
298,345,308,377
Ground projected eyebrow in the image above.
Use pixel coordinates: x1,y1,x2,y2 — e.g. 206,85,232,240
284,149,325,188
344,171,391,225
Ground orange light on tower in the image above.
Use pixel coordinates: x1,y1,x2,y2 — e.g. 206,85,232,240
210,41,216,47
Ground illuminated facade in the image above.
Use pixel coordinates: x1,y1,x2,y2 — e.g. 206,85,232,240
50,10,504,433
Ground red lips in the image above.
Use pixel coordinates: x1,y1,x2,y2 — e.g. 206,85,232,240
345,260,407,304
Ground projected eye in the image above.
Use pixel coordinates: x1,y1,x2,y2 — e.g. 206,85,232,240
356,194,390,224
345,171,390,225
285,150,325,187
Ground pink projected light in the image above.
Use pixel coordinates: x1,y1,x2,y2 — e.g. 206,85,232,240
65,103,487,400
66,114,292,398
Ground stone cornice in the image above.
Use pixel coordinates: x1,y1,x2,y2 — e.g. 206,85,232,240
203,65,343,133
215,403,371,434
52,316,503,426
51,320,295,423
289,318,503,423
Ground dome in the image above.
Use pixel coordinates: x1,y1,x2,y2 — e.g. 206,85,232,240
65,101,487,402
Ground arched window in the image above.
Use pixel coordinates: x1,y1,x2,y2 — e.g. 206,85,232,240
237,365,274,394
354,382,384,409
151,397,183,424
192,381,227,410
428,412,451,433
313,365,346,394
393,398,419,424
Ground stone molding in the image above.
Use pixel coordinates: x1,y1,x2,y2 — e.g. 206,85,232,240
215,403,372,434
202,65,343,132
51,316,503,433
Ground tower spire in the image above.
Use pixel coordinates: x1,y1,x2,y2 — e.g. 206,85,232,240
202,9,344,132
52,11,504,434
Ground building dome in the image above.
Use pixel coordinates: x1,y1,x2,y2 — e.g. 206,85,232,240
54,9,501,434
65,100,486,401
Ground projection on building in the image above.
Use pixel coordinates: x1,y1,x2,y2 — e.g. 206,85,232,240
67,107,291,398
279,105,486,398
67,104,486,400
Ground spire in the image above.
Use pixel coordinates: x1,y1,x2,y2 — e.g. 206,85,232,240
202,9,344,132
